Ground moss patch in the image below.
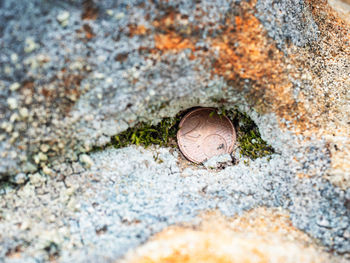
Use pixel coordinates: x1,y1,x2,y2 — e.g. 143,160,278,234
222,109,275,159
92,117,181,152
94,107,274,160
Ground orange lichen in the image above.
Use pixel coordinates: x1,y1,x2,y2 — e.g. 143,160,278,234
208,1,309,131
122,208,340,263
5,245,22,259
154,33,195,51
148,0,349,135
128,24,149,37
82,24,95,39
148,1,306,129
147,0,350,186
152,12,176,29
212,15,285,81
149,1,311,131
152,9,197,52
81,0,99,20
296,173,312,179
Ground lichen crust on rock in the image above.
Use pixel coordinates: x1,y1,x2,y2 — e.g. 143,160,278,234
0,0,350,262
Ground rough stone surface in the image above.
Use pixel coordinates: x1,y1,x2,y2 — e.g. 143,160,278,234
0,0,349,186
329,0,350,23
123,208,348,263
1,0,350,262
256,0,319,48
1,146,350,262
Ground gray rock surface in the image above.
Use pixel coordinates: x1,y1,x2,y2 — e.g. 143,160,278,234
1,145,350,262
0,0,325,177
0,0,232,176
1,0,350,262
256,0,319,49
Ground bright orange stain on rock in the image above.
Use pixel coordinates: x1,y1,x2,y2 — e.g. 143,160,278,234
211,15,283,80
147,0,350,186
155,33,195,51
122,208,340,263
129,24,148,36
209,2,302,127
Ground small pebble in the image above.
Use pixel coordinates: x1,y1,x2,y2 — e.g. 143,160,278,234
19,107,29,118
24,37,38,53
10,53,18,63
7,98,18,110
9,82,20,91
57,11,70,26
33,155,40,164
42,166,53,176
203,153,232,169
115,12,125,20
38,152,48,162
79,154,94,168
9,113,19,122
106,9,114,16
1,122,13,133
94,72,105,79
10,173,28,184
40,144,50,153
29,173,46,186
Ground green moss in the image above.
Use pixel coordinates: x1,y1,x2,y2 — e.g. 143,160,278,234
93,116,181,151
222,109,274,159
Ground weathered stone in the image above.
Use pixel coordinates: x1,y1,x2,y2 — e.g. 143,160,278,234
122,208,345,263
0,0,348,188
0,0,350,262
79,154,94,168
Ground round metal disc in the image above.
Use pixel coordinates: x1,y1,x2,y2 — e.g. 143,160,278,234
177,108,236,164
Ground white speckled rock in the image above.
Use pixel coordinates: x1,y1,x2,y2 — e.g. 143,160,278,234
0,0,350,262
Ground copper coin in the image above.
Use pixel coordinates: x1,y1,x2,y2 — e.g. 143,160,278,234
177,108,236,164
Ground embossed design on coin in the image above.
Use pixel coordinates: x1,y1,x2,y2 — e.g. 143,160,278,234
177,108,236,164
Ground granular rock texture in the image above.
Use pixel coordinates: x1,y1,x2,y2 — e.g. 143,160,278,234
123,208,346,263
1,0,349,186
1,146,350,262
329,0,350,23
0,0,350,262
